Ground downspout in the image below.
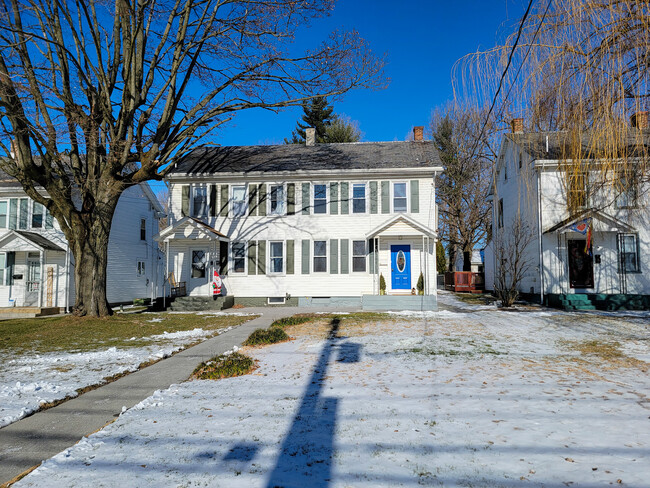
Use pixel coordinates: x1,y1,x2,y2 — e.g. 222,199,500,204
537,167,545,305
165,239,170,309
38,249,45,307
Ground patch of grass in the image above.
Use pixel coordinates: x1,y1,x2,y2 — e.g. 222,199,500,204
243,327,289,346
270,316,313,328
192,352,255,380
0,313,256,355
454,293,497,305
572,340,623,359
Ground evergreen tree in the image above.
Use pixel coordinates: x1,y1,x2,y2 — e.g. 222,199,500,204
285,97,334,143
325,115,362,143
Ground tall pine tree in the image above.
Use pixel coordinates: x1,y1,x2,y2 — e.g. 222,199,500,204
285,97,334,143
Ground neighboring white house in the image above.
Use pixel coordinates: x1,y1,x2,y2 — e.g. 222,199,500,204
0,174,166,310
453,249,484,273
485,116,650,309
156,127,443,310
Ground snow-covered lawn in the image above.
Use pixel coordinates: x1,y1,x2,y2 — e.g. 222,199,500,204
15,296,650,487
0,312,256,428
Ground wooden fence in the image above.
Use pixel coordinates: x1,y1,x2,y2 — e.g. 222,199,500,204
444,272,485,293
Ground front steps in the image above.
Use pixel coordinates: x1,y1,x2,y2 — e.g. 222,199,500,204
169,296,231,312
547,293,650,311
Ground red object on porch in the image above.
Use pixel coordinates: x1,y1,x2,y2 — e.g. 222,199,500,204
444,272,484,293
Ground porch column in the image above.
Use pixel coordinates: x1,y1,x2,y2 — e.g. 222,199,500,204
165,239,170,308
38,250,45,307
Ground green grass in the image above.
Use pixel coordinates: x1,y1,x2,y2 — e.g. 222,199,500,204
243,327,289,346
192,351,255,380
0,312,256,355
269,316,313,328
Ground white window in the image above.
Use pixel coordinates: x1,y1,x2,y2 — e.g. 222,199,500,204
140,218,146,241
231,242,246,273
313,240,327,272
0,201,7,228
352,240,366,272
231,185,247,217
0,253,5,285
619,234,640,273
616,172,638,208
352,183,366,213
137,260,146,277
269,241,284,274
313,184,327,214
32,202,43,228
393,182,407,212
192,187,208,218
270,185,285,215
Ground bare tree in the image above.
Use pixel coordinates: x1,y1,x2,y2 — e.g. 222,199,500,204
0,0,385,316
432,107,495,271
492,215,536,307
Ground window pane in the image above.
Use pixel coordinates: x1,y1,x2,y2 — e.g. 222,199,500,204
622,235,635,252
19,198,28,229
270,241,284,272
313,240,326,272
353,240,366,255
353,184,366,213
314,184,327,214
270,241,283,257
31,202,43,228
314,240,326,256
314,257,327,272
394,197,407,212
270,185,284,214
394,183,407,198
193,188,207,217
314,185,327,199
232,186,246,216
192,250,206,278
0,201,7,228
232,242,245,273
353,257,366,272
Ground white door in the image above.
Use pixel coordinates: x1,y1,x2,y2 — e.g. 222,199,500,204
24,255,41,306
190,249,209,295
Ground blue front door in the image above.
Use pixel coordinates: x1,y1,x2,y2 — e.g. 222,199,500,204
391,245,411,290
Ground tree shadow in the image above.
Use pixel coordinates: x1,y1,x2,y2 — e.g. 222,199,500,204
265,318,360,488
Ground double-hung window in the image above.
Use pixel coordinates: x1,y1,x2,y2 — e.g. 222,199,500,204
0,201,7,228
616,171,638,208
231,186,247,217
137,260,146,276
352,240,366,272
313,184,327,214
231,242,246,273
140,218,147,241
0,253,5,285
18,198,28,229
269,241,284,274
352,183,366,213
498,199,504,228
32,202,44,228
313,240,327,272
270,185,285,215
192,187,208,218
393,182,407,212
619,234,640,273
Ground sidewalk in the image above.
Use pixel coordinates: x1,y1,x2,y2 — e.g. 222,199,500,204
0,306,355,485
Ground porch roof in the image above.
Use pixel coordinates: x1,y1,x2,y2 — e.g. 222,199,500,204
154,216,229,242
366,214,437,239
0,230,65,252
544,210,636,234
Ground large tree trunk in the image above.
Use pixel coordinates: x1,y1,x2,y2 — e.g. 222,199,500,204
68,193,120,317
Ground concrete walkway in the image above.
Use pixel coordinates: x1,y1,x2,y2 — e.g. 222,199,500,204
0,306,356,485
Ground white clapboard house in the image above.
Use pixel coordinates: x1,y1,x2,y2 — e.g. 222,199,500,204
485,116,650,311
0,172,165,314
156,127,443,311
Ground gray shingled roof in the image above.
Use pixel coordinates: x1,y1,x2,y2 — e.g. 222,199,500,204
506,130,650,160
168,141,442,176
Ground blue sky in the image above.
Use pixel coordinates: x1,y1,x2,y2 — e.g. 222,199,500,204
213,0,527,146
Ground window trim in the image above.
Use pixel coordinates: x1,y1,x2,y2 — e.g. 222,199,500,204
615,173,638,209
140,218,147,241
268,240,285,275
191,185,209,218
392,181,408,213
619,233,641,274
137,259,146,277
0,252,5,286
0,200,7,229
31,201,44,229
352,182,367,214
269,183,286,216
497,199,504,228
231,185,248,217
230,241,247,274
312,239,328,273
352,240,367,273
312,183,328,215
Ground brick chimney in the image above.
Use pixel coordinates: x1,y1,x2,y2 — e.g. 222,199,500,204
510,118,524,134
413,126,424,141
630,111,648,129
305,127,316,146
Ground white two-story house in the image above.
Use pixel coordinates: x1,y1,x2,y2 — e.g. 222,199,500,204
157,127,443,310
485,116,650,310
0,172,166,311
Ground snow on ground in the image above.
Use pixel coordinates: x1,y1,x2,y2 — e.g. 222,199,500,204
0,325,236,428
15,296,650,487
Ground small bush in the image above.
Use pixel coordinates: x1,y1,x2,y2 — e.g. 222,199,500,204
270,316,312,328
243,327,289,346
192,352,254,380
379,273,386,293
417,272,424,294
